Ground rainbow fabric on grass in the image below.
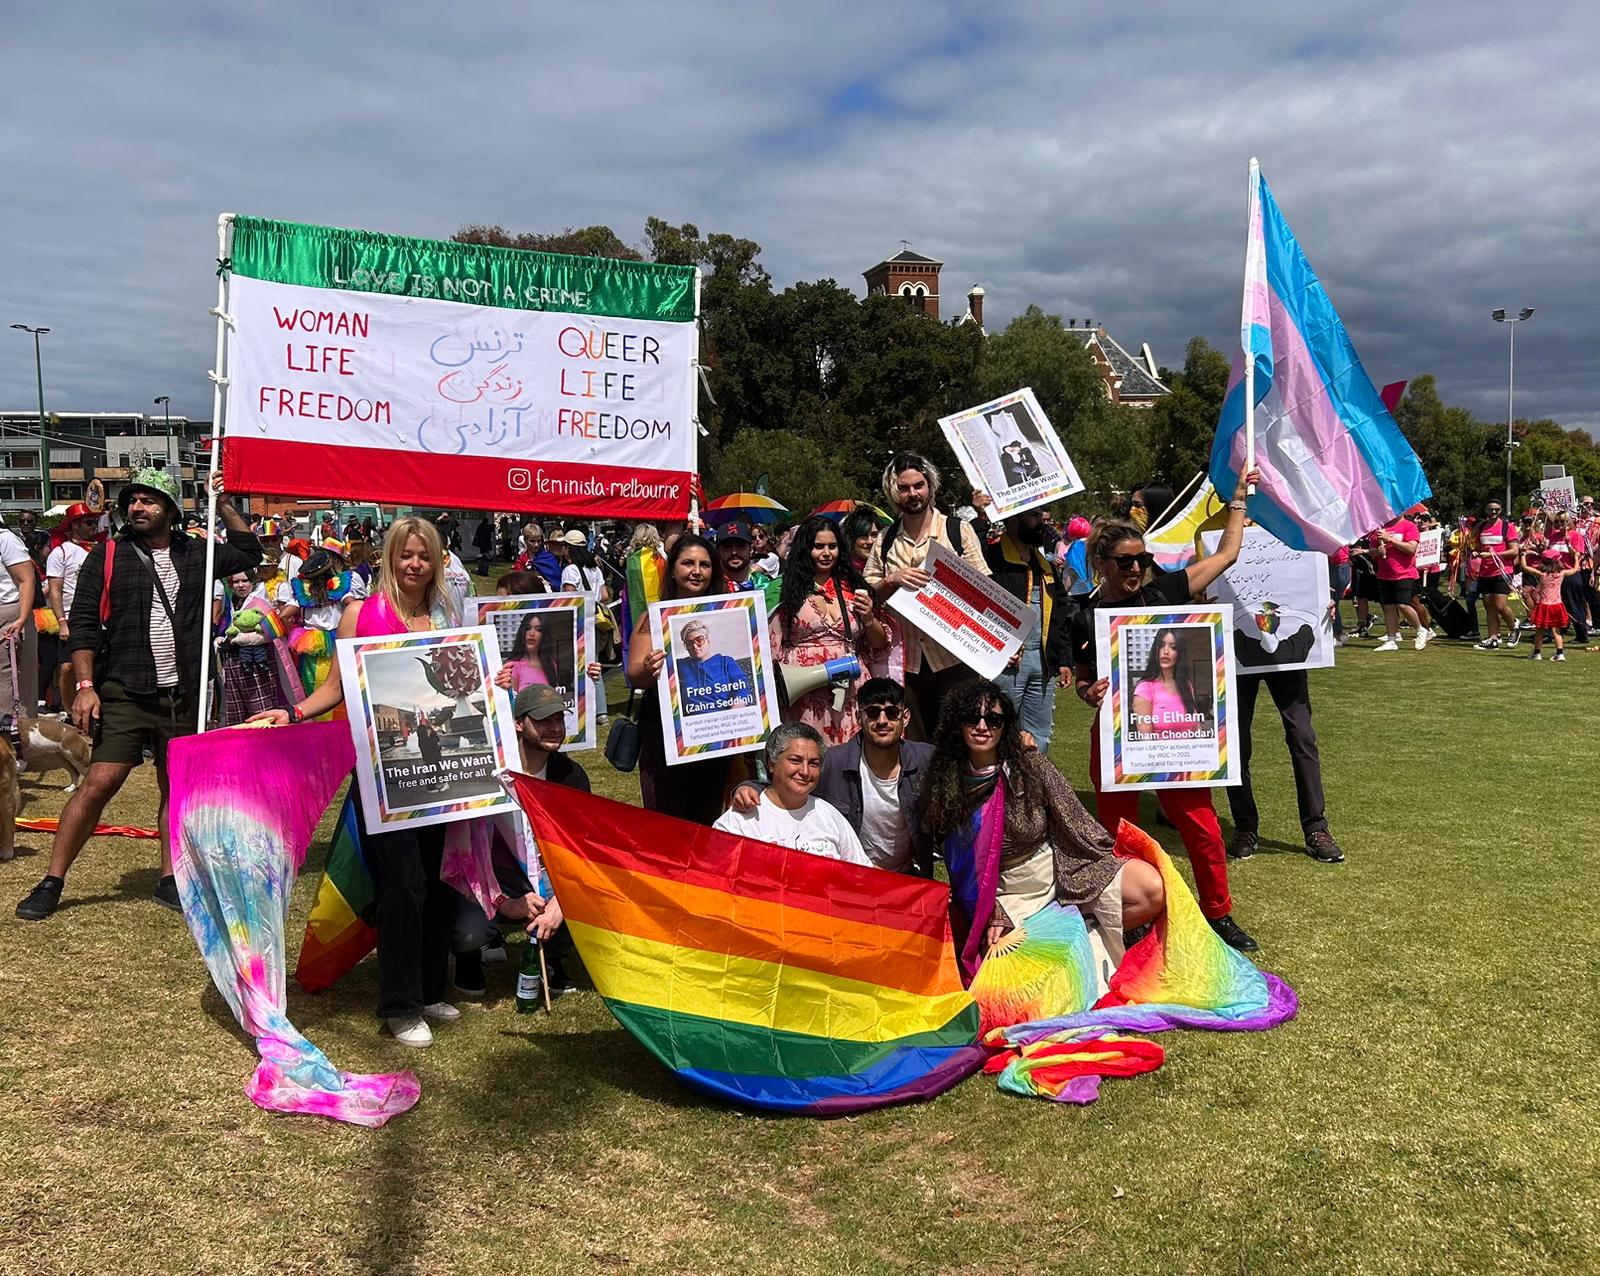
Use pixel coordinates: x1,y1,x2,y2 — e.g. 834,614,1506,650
507,774,985,1114
983,821,1297,1104
169,721,418,1127
1104,609,1231,787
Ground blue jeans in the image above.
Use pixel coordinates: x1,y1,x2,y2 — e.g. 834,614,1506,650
1329,563,1350,637
995,644,1056,753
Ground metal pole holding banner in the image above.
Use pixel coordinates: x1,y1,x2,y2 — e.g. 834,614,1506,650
689,267,704,529
196,213,235,733
1243,157,1259,497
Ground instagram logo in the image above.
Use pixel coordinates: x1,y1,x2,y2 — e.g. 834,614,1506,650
506,467,531,491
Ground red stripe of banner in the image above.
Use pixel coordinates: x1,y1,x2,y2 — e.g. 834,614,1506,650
509,774,954,941
224,436,691,521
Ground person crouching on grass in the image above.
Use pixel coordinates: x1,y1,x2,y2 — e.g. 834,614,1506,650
714,721,871,865
450,685,582,1003
248,517,464,1050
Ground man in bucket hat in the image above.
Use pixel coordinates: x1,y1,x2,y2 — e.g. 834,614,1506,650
16,469,261,921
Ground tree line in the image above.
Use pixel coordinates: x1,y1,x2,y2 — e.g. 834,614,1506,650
457,220,1599,526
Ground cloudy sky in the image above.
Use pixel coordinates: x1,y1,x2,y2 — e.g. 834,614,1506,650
5,2,1596,436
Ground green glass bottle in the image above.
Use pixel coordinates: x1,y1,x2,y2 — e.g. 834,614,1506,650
515,939,544,1014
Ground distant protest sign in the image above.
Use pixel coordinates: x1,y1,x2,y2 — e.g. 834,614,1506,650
888,541,1038,680
1200,526,1333,675
939,388,1084,519
1415,527,1443,570
222,216,698,520
1540,476,1577,513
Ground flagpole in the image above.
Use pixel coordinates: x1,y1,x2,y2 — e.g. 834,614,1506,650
196,214,235,733
1244,157,1259,495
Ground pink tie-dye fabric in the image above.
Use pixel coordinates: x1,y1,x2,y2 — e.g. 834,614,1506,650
169,721,420,1127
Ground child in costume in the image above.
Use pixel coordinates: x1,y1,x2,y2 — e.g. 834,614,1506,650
275,542,367,711
1528,548,1578,662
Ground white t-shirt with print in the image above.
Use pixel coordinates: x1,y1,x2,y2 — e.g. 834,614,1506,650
713,794,870,866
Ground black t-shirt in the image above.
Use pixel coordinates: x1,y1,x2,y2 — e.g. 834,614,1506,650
1068,568,1194,673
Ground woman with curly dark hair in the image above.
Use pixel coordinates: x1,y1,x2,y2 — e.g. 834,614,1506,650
770,516,887,744
919,679,1165,981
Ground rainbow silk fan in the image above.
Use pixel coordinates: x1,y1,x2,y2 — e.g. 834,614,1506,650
970,903,1098,1036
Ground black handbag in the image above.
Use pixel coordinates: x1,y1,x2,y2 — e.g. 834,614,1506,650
605,688,644,773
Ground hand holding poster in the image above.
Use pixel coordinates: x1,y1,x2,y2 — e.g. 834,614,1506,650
887,541,1038,680
1415,527,1443,570
339,625,517,834
649,592,779,765
468,593,598,751
222,216,699,520
1199,527,1333,674
939,388,1084,519
1095,606,1238,791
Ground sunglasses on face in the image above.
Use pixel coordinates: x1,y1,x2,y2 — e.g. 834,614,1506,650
961,711,1009,728
1108,552,1155,572
860,704,901,721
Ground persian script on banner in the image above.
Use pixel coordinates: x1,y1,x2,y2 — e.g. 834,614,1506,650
887,541,1038,680
222,217,699,520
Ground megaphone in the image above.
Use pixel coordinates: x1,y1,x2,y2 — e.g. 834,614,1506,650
778,654,861,713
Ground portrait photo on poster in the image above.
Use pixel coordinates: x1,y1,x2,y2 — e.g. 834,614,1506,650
468,593,596,750
1095,604,1238,792
648,592,778,765
340,625,517,833
1200,527,1333,674
938,387,1084,520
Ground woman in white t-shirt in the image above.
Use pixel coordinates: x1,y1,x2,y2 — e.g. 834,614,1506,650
713,722,869,865
560,536,616,671
45,505,101,714
0,519,38,722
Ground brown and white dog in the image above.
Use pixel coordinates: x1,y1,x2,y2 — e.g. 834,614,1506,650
16,715,92,795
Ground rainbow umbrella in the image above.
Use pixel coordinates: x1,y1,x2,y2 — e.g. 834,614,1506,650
809,499,892,526
702,492,789,526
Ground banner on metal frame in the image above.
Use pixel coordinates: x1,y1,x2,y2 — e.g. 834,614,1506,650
222,216,699,520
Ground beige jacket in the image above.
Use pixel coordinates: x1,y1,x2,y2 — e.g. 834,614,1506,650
863,513,991,673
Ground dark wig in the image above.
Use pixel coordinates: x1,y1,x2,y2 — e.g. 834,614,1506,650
918,680,1035,844
776,515,873,644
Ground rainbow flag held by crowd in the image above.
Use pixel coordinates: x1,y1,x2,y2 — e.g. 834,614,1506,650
983,822,1298,1104
507,774,986,1114
620,546,666,686
1209,161,1430,553
293,790,377,993
169,722,418,1127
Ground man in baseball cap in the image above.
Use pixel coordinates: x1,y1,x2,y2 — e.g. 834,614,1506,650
714,520,756,590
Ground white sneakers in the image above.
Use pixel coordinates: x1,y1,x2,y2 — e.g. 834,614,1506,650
385,1002,461,1048
385,1016,434,1048
1413,627,1433,650
1531,651,1543,661
1374,638,1400,652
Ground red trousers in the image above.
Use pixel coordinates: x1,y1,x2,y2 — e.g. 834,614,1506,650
1088,727,1233,920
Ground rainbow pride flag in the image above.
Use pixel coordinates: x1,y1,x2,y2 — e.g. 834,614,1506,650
507,774,985,1114
294,790,377,993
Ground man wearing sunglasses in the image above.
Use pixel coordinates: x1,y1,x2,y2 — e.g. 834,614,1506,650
1470,500,1520,648
727,678,934,876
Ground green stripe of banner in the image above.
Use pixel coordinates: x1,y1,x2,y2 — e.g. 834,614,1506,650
229,216,697,322
607,998,980,1079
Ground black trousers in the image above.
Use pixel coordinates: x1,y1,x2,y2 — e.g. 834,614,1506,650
1226,669,1327,839
905,662,980,743
1560,573,1590,641
363,815,452,1019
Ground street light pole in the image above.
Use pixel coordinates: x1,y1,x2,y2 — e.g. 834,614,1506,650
153,395,171,470
9,323,51,510
1490,307,1535,519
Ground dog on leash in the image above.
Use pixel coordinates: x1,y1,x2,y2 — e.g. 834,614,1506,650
16,715,92,795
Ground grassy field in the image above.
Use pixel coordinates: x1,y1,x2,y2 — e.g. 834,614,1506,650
1,623,1596,1275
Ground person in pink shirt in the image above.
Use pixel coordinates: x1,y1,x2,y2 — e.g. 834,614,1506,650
1130,629,1211,738
1470,499,1520,649
1367,514,1431,653
1546,510,1592,643
1528,548,1579,661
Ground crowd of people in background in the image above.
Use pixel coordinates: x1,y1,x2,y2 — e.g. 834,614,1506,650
4,457,1595,1050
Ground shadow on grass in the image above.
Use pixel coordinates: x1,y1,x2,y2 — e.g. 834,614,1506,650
53,864,167,913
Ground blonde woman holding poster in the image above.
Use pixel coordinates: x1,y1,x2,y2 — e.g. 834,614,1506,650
1061,467,1261,953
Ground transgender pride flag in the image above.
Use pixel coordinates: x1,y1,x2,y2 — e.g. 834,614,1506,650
1208,162,1430,552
